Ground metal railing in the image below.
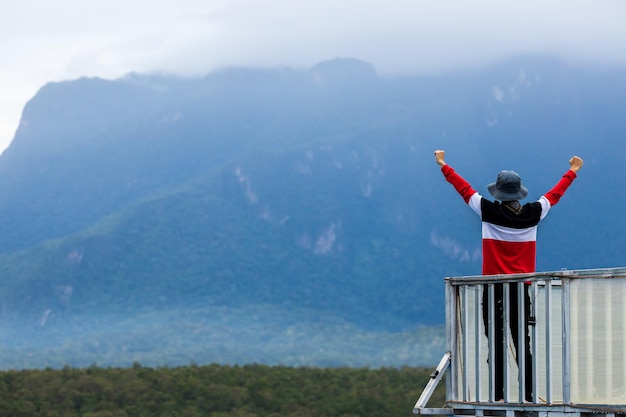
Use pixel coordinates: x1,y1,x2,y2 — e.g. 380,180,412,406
415,267,626,415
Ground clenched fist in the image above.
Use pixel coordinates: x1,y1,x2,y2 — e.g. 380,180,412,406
569,156,583,173
434,150,446,167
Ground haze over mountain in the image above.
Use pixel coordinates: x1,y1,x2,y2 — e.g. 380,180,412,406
0,56,624,369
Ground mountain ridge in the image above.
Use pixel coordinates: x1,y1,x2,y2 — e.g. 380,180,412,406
0,55,624,369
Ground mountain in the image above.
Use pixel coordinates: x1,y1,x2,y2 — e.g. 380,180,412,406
0,56,624,369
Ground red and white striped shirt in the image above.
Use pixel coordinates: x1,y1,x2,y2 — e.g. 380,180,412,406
441,165,577,275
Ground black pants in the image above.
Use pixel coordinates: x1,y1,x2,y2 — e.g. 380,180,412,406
482,283,533,401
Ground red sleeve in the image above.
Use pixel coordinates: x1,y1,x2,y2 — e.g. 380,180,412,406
441,165,477,204
544,169,577,206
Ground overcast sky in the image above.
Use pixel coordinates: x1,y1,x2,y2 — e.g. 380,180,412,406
1,0,625,153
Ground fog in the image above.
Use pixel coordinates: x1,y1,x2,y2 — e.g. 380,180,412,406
1,0,625,152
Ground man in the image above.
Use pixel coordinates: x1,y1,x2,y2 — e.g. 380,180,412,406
434,149,583,401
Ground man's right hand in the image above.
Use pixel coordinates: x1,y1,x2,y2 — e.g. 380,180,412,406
569,156,583,173
434,150,446,167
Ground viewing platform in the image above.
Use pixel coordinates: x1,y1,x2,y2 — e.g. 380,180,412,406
414,267,626,417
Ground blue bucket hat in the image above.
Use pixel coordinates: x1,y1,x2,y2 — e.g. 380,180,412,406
487,170,528,201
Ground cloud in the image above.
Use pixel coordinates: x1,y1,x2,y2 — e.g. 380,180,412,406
431,232,481,263
1,0,625,153
235,166,258,204
314,223,338,255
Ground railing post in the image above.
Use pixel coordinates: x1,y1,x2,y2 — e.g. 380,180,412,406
545,279,552,403
446,280,458,402
517,281,525,403
488,283,495,402
475,285,482,402
503,283,511,402
561,276,571,404
462,286,469,401
531,281,538,403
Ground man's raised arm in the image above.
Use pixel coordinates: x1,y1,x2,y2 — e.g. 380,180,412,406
434,149,477,204
544,155,583,206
